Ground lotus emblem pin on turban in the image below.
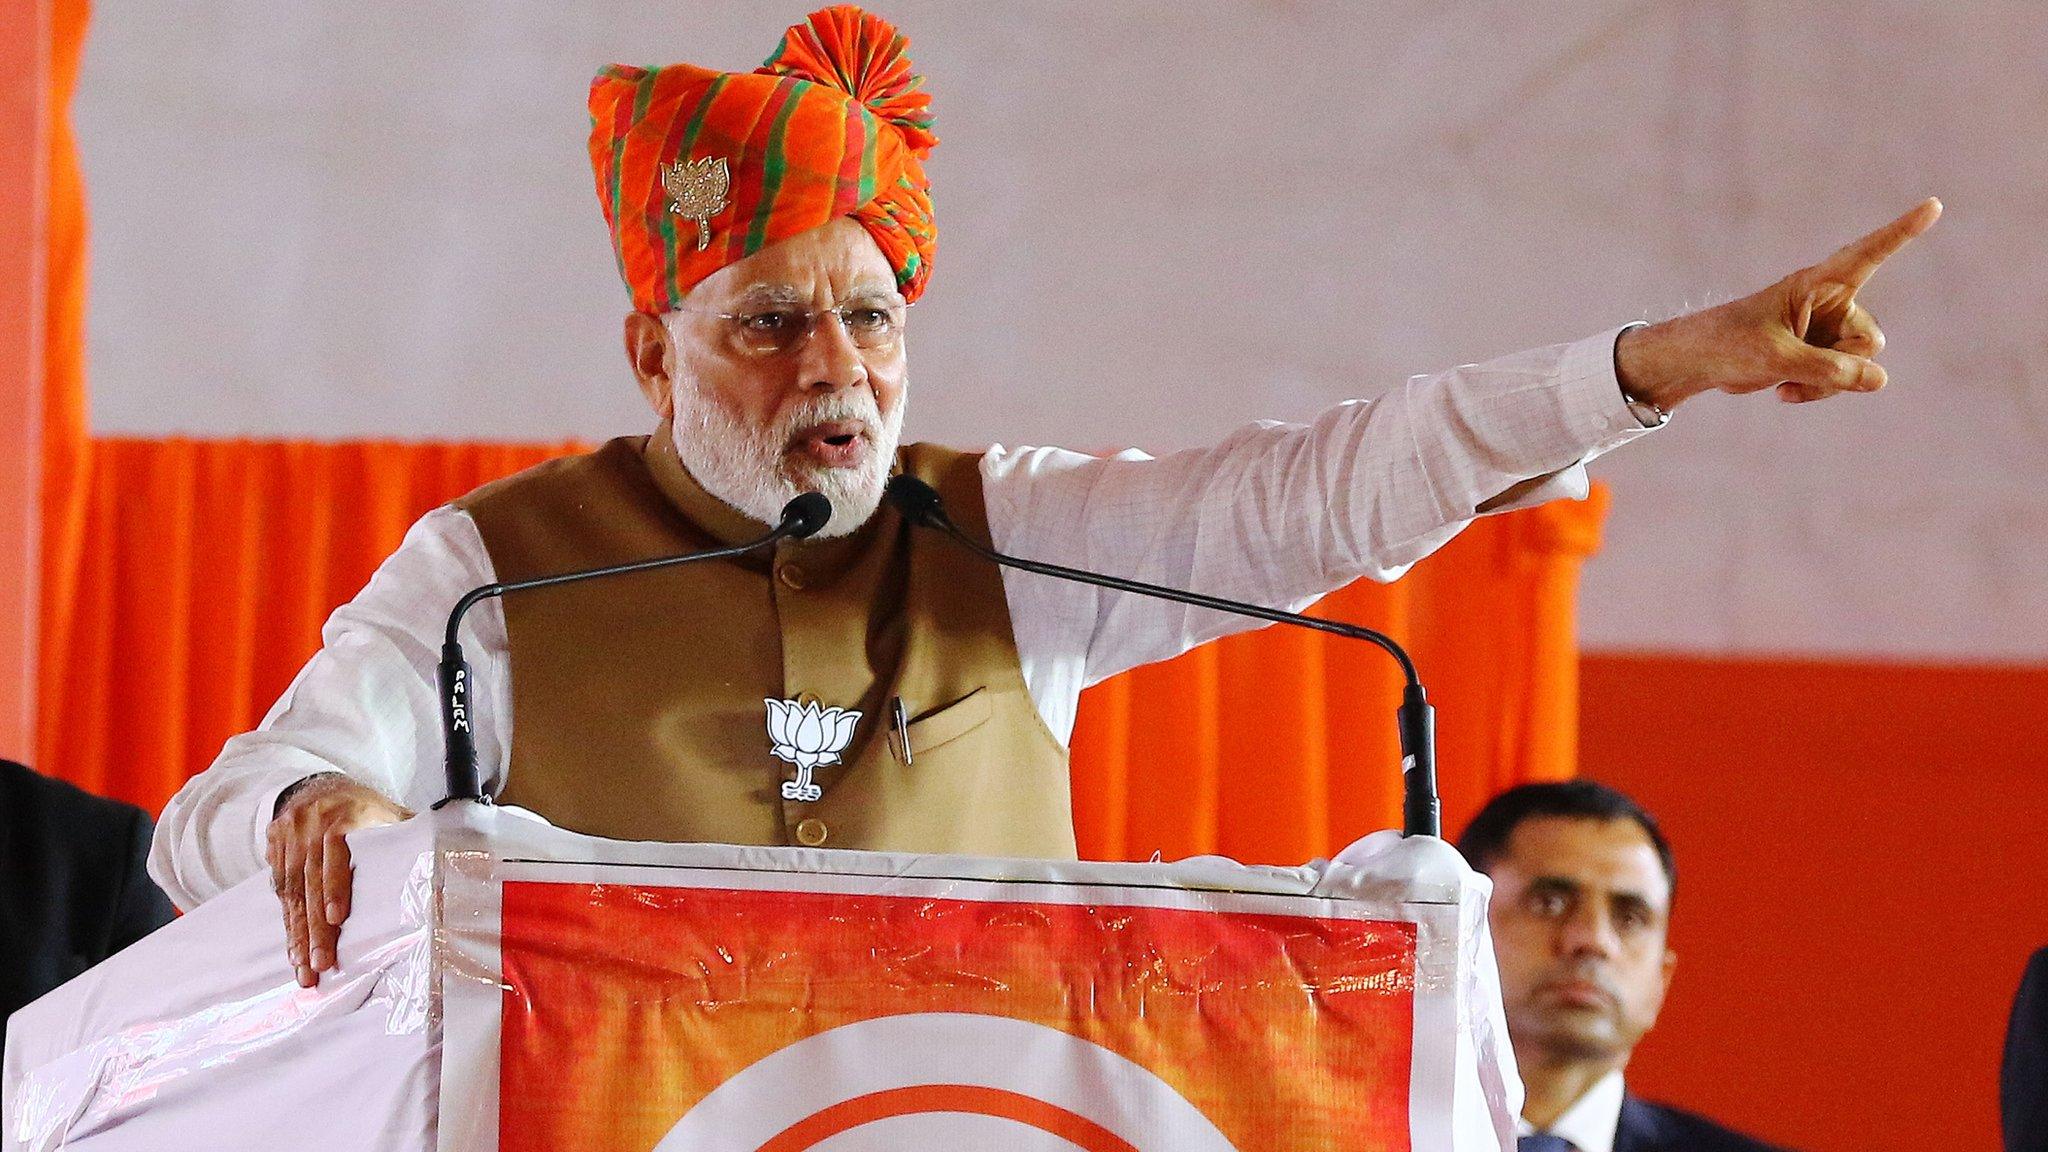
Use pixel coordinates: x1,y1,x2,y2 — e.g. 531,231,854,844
662,156,731,252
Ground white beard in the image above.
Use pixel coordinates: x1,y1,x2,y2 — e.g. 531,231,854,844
670,378,905,539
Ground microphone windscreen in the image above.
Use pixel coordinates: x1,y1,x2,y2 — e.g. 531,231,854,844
883,474,946,525
781,492,834,538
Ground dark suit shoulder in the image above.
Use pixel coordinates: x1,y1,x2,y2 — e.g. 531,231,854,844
0,759,147,841
2006,947,2048,1152
0,759,162,915
2017,946,2048,1002
1,761,176,1030
1620,1094,1795,1152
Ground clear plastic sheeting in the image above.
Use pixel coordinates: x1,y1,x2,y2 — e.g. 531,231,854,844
2,818,442,1152
3,806,1518,1151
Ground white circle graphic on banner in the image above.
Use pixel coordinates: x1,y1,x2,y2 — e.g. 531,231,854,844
651,1012,1239,1152
804,1115,1110,1151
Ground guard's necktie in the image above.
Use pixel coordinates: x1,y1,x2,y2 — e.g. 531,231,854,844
1518,1136,1578,1152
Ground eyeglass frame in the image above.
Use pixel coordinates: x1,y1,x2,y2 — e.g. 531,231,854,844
668,295,914,357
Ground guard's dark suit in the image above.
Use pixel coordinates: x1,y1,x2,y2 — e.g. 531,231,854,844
2007,948,2048,1152
1615,1095,1793,1152
1,759,176,1050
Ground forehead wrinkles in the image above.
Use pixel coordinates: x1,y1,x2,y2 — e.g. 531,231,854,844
733,283,808,306
725,276,900,307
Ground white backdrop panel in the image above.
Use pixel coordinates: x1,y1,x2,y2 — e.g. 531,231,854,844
76,2,2048,659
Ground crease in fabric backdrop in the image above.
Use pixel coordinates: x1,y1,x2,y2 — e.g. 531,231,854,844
31,0,1610,864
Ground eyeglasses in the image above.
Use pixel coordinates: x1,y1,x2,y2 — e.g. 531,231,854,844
674,297,912,357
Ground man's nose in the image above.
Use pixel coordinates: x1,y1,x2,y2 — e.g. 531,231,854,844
1555,904,1620,959
795,312,867,394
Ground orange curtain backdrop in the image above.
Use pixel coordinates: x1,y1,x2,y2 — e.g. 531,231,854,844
33,0,91,769
39,439,581,806
38,436,1608,863
0,0,49,758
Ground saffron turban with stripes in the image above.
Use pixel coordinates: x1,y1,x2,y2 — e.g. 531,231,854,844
588,5,939,314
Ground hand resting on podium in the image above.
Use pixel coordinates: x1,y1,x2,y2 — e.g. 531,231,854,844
265,774,409,987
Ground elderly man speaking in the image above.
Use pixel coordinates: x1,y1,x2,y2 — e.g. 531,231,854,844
150,6,1937,989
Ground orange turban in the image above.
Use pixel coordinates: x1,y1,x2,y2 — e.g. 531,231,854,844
588,5,939,314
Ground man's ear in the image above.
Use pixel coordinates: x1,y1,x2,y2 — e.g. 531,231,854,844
624,311,675,422
1661,946,1677,994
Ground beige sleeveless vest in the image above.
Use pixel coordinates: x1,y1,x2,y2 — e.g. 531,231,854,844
453,428,1075,858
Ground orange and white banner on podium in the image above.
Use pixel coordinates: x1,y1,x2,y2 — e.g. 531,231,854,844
7,809,1517,1152
489,872,1414,1150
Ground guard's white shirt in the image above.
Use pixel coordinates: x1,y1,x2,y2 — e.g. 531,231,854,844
1516,1069,1627,1152
150,327,1657,910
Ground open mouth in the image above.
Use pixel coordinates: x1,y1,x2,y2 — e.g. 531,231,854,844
789,420,871,468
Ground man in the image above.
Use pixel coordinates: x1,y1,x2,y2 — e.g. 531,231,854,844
1459,780,1789,1152
149,3,1939,992
2008,947,2048,1152
2,760,177,1053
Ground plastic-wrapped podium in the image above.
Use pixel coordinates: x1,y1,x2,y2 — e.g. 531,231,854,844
3,806,1520,1151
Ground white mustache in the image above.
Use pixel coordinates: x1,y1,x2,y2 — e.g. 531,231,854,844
776,393,884,454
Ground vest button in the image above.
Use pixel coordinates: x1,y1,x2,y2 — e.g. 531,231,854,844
794,818,829,847
776,563,806,590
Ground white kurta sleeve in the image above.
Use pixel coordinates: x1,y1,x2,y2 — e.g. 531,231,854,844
985,327,1658,744
147,505,513,910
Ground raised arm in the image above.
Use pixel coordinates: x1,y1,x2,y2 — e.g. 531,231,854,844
989,199,1941,740
986,325,1654,723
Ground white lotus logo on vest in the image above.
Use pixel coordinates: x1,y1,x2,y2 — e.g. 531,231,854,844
765,698,861,803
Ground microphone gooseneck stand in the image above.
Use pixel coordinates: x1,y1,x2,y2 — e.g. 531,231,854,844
433,491,834,807
884,475,1441,838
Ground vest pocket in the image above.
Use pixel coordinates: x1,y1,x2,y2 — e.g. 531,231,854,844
901,687,993,757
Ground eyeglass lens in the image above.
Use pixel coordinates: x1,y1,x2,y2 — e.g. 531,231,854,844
728,302,907,354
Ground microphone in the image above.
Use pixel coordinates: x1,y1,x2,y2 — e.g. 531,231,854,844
885,475,1441,838
434,491,833,807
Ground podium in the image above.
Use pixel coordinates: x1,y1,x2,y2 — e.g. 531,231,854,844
4,806,1520,1151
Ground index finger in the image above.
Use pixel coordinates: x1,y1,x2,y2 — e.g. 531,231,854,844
1813,197,1942,290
